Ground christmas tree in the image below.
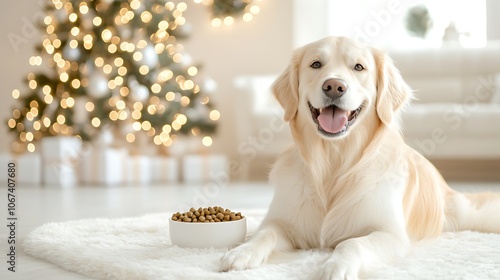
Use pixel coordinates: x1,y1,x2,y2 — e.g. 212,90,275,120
7,0,219,153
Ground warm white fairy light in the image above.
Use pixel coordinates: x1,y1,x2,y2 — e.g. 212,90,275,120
44,94,54,104
223,16,234,25
115,76,123,85
93,17,102,26
211,18,222,27
103,64,113,74
159,69,173,81
59,72,69,82
148,105,157,114
53,39,61,48
71,79,81,89
27,143,36,152
126,133,136,143
180,96,190,106
209,109,220,121
151,83,161,93
43,117,51,127
202,136,212,147
187,66,198,76
120,86,130,96
109,111,118,121
69,40,78,48
101,29,112,42
139,65,149,75
132,121,142,131
95,57,104,67
91,117,101,127
8,119,16,129
165,91,175,101
108,44,118,53
70,27,80,36
33,120,41,131
28,80,37,89
69,13,78,22
12,89,20,99
142,120,152,131
79,3,89,14
133,51,142,61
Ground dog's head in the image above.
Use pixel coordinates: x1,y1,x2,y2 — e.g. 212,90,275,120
273,36,412,140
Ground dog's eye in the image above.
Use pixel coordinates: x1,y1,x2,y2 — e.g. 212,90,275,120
354,63,364,71
310,61,322,69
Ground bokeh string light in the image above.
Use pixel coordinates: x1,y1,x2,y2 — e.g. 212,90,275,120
193,0,263,27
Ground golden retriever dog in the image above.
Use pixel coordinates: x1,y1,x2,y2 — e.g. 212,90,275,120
221,36,500,279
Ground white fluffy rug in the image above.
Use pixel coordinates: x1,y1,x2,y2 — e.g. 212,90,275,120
24,210,500,280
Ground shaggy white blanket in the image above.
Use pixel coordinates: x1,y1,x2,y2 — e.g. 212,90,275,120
24,210,500,280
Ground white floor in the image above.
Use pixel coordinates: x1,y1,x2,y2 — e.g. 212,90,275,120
1,181,499,280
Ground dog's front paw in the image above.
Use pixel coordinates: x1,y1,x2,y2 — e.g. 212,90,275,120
316,260,358,280
220,243,270,272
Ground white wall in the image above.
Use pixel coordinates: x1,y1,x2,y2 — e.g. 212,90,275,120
487,0,500,40
0,1,293,160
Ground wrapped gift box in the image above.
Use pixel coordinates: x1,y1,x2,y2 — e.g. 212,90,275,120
80,147,127,185
40,136,82,187
0,153,14,183
17,152,42,185
151,156,179,184
41,136,82,162
182,154,229,184
125,156,152,185
44,161,79,187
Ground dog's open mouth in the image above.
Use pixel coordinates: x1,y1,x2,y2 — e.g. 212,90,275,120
308,102,362,137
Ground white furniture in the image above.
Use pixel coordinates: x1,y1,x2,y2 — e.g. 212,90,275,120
390,43,500,159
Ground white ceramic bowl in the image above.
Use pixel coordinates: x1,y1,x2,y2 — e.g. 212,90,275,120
169,218,247,249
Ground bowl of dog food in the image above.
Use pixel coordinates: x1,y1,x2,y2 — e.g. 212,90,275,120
169,206,247,249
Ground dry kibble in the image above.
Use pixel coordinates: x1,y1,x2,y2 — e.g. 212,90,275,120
171,206,244,223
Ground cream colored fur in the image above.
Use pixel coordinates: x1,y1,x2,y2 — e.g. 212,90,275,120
220,36,500,280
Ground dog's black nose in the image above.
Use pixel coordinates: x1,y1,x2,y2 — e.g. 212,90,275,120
322,78,347,99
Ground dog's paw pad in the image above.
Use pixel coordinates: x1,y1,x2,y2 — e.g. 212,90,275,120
220,245,268,272
317,260,357,280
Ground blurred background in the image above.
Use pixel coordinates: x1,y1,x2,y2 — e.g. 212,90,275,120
0,0,499,186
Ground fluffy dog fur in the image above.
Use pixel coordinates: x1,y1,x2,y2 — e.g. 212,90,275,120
220,36,500,279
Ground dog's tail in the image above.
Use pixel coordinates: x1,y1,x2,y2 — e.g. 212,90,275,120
446,191,500,233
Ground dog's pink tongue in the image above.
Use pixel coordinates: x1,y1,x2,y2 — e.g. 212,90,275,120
317,106,348,133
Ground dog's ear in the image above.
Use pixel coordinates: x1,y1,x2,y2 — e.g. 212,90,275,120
272,50,302,122
372,48,413,126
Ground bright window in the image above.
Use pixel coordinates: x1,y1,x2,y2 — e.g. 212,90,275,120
326,0,486,48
